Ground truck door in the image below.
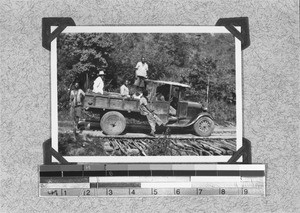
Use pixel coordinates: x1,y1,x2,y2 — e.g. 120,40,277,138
175,87,188,118
177,102,188,118
170,86,188,118
148,101,169,124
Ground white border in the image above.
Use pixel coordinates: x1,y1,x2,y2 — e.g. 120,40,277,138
51,26,242,163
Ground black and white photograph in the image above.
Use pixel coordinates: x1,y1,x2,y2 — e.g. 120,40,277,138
51,26,242,163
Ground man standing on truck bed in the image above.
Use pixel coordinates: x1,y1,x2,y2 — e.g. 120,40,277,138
70,82,85,134
134,56,148,89
93,71,105,94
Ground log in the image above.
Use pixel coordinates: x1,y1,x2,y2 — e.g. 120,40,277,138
218,139,236,150
127,148,139,156
104,145,113,152
226,150,234,155
132,141,147,156
114,141,128,155
188,141,212,155
198,141,223,155
134,140,147,151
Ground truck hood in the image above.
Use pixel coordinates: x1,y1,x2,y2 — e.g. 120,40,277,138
187,101,203,109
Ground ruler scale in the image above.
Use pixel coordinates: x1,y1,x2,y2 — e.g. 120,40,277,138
39,164,265,197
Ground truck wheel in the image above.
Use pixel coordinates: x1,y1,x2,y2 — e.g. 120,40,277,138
193,117,215,137
100,111,126,135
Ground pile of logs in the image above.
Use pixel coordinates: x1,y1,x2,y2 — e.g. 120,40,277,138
98,137,236,156
62,129,236,157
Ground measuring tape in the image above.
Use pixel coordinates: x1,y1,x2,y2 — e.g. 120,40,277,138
39,164,265,197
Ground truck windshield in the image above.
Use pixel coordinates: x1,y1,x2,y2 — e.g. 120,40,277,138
180,88,193,101
156,84,170,101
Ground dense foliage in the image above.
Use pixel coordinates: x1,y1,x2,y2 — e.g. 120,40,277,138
57,32,236,124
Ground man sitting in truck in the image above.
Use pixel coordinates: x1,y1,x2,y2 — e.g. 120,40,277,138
93,71,105,94
120,79,130,98
155,91,165,101
155,87,176,116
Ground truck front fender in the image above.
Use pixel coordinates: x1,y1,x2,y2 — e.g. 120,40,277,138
186,112,214,127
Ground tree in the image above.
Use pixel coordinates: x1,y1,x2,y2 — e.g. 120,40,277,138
57,33,113,110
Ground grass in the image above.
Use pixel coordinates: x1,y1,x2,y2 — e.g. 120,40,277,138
58,133,106,156
58,109,72,122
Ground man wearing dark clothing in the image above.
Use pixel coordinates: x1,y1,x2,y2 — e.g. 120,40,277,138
70,82,85,133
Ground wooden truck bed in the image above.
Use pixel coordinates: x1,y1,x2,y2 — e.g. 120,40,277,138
83,92,170,124
84,92,140,112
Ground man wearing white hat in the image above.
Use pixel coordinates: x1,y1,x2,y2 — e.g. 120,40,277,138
93,70,105,94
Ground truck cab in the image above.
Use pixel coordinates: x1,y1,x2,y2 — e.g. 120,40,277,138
146,80,214,136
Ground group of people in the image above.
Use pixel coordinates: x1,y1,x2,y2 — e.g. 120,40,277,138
92,56,148,96
70,56,163,136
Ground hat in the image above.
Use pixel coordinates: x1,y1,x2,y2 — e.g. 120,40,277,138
98,71,105,75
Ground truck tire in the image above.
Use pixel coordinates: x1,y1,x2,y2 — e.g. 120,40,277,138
100,111,126,135
193,117,215,137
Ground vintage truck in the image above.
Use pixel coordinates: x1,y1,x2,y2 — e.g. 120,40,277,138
83,79,215,137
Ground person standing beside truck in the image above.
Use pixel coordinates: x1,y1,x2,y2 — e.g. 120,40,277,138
134,57,148,89
70,82,85,134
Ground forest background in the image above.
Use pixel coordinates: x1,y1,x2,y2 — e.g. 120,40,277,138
57,32,236,125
